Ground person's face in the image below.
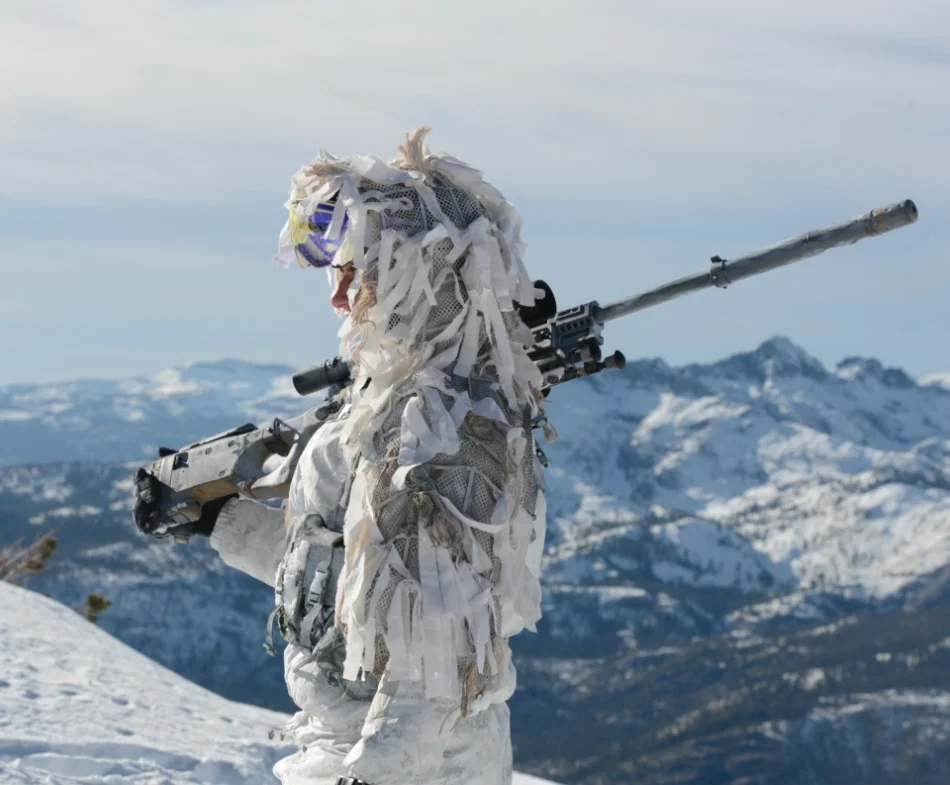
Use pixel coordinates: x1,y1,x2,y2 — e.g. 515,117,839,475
331,264,356,313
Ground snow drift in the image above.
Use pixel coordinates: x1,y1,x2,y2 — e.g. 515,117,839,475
0,582,556,785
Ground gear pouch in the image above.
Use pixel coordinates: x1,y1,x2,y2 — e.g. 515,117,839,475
271,513,343,652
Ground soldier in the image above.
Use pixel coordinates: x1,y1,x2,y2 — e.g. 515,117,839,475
133,127,551,785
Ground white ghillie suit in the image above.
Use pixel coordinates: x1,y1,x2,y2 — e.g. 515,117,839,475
255,128,551,785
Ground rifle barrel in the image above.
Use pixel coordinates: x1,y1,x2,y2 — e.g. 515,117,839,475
593,199,918,324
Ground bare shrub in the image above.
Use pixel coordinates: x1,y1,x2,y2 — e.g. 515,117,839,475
80,593,113,624
0,533,57,585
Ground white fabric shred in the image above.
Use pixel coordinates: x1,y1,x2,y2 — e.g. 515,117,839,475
271,128,552,783
283,129,547,701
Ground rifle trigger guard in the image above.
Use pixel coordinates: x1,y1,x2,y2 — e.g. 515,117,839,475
263,417,298,457
709,255,732,289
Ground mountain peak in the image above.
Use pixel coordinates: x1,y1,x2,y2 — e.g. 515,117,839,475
920,372,950,392
755,335,823,367
834,356,916,389
705,336,827,382
177,358,296,381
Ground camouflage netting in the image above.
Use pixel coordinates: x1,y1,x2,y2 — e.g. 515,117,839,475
277,128,550,716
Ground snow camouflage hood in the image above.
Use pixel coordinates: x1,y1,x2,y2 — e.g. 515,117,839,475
278,127,551,716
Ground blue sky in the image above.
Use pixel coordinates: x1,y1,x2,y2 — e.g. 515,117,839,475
1,0,947,384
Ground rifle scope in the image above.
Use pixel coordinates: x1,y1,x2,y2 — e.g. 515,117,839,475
292,357,352,396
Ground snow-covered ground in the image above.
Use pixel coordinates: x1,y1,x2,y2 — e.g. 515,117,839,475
0,582,291,784
0,583,556,785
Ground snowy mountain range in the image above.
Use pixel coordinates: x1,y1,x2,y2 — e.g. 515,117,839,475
3,337,950,784
0,359,302,468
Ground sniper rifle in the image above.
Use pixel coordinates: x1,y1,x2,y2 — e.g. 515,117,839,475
147,199,918,528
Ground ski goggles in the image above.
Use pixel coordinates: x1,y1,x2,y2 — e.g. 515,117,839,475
288,201,351,269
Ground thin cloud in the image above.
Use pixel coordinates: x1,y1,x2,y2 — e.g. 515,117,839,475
2,0,948,203
1,0,947,383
